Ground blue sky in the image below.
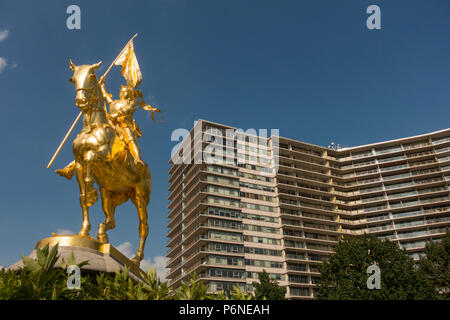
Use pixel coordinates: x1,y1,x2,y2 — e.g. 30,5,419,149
1,1,450,276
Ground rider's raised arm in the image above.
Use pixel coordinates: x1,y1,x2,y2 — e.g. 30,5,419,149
99,78,113,105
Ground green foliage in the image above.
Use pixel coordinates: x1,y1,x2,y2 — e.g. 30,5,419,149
139,267,171,300
92,267,148,300
317,234,437,300
418,230,450,299
211,290,228,300
252,270,286,300
0,246,176,300
174,272,211,300
0,244,79,300
78,267,174,300
60,250,89,270
1,238,447,300
206,285,255,300
0,268,22,300
231,285,254,300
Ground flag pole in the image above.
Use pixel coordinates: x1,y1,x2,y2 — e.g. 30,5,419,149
46,33,138,169
46,111,83,169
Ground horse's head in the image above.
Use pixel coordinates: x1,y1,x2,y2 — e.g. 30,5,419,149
69,59,102,111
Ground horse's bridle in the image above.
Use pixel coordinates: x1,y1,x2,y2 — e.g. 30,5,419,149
75,87,102,111
76,87,94,93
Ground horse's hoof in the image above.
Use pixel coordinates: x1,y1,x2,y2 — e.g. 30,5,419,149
97,233,109,244
78,230,90,237
131,256,142,266
56,168,74,180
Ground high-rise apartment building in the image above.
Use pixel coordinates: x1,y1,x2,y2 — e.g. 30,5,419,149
167,119,450,299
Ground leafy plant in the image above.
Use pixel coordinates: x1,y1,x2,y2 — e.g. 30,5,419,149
139,267,172,300
174,272,210,300
91,266,150,300
0,268,22,300
231,285,254,300
3,244,71,299
252,270,286,300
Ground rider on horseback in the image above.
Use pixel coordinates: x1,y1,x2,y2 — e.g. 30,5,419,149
99,77,144,170
52,57,154,264
56,79,160,180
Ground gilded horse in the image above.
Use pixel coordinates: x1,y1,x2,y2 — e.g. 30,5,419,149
66,60,151,264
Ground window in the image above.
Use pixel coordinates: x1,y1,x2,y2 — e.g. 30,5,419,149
290,287,310,297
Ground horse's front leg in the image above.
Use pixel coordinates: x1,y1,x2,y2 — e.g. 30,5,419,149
97,188,118,244
83,139,112,184
83,150,99,207
75,162,95,236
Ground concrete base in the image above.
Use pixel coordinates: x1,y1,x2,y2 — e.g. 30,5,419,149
8,235,146,282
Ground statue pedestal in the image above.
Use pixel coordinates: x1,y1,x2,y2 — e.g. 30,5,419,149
9,235,146,282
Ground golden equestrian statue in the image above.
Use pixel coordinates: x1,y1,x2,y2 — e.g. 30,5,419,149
47,34,161,265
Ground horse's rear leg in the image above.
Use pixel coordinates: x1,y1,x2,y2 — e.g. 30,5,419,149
97,188,117,244
75,163,96,236
130,190,150,265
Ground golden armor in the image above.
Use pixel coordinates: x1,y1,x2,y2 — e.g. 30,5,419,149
100,81,144,169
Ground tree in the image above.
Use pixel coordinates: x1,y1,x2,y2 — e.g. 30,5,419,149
252,270,286,300
418,229,450,299
317,234,437,300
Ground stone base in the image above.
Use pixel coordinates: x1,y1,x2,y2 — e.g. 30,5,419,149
8,235,146,282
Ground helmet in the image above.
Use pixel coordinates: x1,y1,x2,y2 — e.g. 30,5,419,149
119,85,134,100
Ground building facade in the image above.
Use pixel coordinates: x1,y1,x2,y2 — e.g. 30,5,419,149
166,119,450,299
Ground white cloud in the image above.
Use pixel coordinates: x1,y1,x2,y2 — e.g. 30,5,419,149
0,30,9,42
0,57,7,73
116,242,169,281
141,255,169,281
116,241,134,258
56,228,75,235
0,30,10,73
